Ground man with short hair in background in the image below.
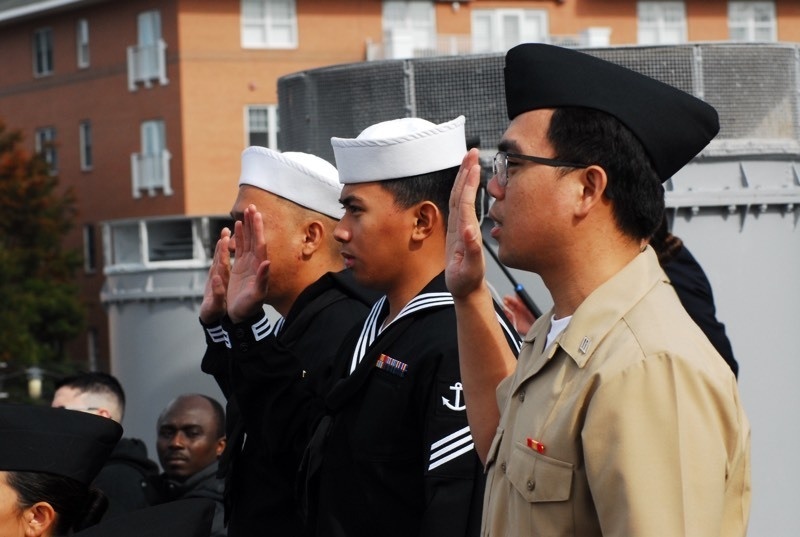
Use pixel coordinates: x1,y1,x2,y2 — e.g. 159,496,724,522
52,371,160,519
153,393,227,537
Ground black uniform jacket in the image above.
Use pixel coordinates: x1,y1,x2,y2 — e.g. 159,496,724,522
201,270,375,537
300,273,521,537
661,244,738,376
150,462,226,537
93,437,160,520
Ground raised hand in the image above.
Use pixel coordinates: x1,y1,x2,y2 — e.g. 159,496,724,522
502,293,536,335
227,204,271,323
199,227,232,324
445,148,487,299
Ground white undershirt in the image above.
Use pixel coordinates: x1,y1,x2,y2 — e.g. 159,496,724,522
545,314,572,350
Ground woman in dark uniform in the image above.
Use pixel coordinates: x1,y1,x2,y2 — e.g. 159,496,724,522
0,404,121,536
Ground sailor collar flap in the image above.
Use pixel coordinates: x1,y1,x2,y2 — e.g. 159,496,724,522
331,273,454,411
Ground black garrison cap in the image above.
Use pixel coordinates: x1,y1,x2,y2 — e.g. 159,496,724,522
0,404,122,485
73,499,215,537
504,43,720,181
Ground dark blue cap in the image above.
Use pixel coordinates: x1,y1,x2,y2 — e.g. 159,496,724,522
504,44,719,181
0,404,122,485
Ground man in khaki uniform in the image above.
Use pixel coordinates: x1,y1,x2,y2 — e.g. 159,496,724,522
445,44,751,536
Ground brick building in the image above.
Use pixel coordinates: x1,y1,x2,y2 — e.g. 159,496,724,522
0,0,797,370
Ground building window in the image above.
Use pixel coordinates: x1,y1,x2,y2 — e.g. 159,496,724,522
76,18,90,68
241,0,298,49
131,119,172,197
83,223,96,273
637,2,687,44
128,10,169,90
382,0,435,57
471,9,548,54
147,220,195,262
79,120,93,170
34,127,57,174
32,27,53,76
729,1,777,42
246,105,278,149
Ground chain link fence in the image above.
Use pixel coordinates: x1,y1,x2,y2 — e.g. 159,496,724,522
278,43,800,162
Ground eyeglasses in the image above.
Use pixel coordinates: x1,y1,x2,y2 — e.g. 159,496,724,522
492,151,589,188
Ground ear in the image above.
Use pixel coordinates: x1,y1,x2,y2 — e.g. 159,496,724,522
574,165,609,218
215,437,227,458
410,201,440,242
23,502,57,537
300,220,325,257
95,408,112,419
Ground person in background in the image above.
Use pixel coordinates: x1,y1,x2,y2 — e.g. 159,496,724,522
0,404,122,536
199,146,375,536
51,371,160,518
153,394,227,537
445,43,750,536
649,214,738,376
72,498,217,537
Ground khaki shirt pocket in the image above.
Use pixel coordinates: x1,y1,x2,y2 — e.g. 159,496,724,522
508,440,573,503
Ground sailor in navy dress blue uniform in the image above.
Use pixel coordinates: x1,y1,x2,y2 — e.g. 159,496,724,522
197,147,375,537
296,116,519,537
303,272,519,537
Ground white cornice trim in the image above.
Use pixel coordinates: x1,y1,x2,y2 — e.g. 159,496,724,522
0,0,95,23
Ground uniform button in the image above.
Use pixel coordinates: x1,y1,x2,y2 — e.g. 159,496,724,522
240,343,249,353
500,462,507,473
527,479,535,491
518,390,525,402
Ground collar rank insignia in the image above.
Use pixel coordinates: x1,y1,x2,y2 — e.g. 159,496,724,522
375,354,408,377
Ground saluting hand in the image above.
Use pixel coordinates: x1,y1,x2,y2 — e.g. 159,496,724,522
227,204,271,323
445,148,487,299
199,227,232,324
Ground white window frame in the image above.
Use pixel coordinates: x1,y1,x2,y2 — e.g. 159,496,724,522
471,9,549,54
382,0,436,55
76,18,90,68
241,0,298,49
79,120,93,171
728,1,777,42
34,127,57,174
131,119,172,198
128,10,169,90
245,105,279,149
32,27,53,76
637,2,688,45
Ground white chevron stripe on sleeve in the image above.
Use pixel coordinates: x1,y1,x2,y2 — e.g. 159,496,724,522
206,325,231,349
252,312,278,341
428,425,475,471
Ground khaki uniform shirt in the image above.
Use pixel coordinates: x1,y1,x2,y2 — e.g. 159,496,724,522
482,247,751,536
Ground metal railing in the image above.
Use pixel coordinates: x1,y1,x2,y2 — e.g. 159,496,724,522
127,39,169,91
366,29,612,61
131,150,172,198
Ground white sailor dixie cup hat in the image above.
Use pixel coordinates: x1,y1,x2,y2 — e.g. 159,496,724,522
238,146,344,219
331,116,467,184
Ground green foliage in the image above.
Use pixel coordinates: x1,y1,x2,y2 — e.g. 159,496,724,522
0,119,86,369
